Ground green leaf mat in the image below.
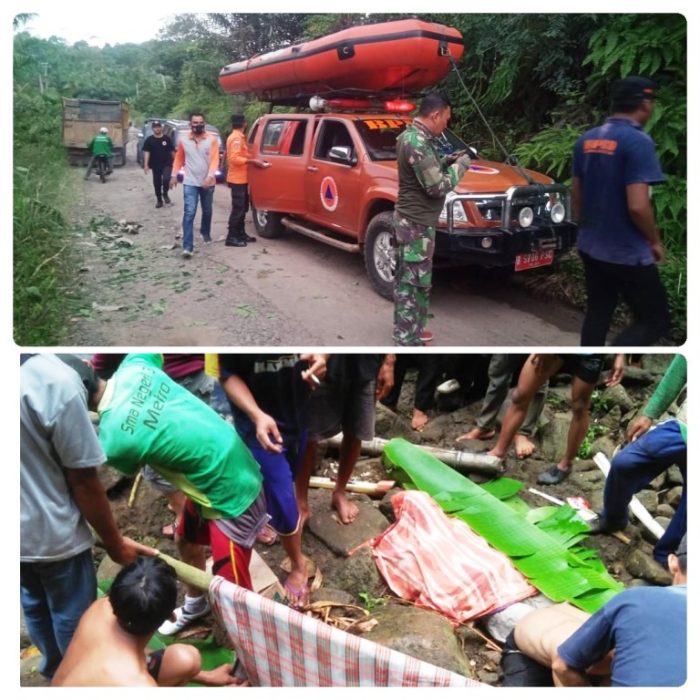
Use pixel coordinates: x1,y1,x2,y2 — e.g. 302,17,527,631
382,438,623,613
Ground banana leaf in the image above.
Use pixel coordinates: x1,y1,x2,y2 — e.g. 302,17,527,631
382,438,623,613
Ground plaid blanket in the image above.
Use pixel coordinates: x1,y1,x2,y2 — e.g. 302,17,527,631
209,576,481,686
370,491,536,624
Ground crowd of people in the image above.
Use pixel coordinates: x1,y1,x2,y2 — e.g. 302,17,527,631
20,352,686,686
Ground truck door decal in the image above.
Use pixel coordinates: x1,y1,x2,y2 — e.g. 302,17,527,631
320,176,339,212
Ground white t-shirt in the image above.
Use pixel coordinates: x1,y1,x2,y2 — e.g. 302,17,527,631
20,355,106,562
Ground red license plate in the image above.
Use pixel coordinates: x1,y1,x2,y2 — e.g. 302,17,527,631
514,249,555,272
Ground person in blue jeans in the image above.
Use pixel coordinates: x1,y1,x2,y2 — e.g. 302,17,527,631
170,111,219,258
592,355,686,564
20,355,155,679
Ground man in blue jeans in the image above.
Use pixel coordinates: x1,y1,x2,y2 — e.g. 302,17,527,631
592,355,686,564
170,111,220,258
20,355,156,680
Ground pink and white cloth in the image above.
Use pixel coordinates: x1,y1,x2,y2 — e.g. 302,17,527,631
209,576,481,687
370,491,536,624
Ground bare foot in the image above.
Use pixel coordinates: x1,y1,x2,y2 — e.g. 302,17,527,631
411,408,429,431
456,426,496,442
283,569,310,607
514,434,536,459
331,489,359,524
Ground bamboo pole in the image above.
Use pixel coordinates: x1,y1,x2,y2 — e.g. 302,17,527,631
323,433,502,476
309,476,395,496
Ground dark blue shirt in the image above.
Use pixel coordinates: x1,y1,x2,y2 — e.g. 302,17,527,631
557,585,687,687
573,117,665,265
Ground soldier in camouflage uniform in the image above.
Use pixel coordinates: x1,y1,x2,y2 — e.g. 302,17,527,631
393,93,472,345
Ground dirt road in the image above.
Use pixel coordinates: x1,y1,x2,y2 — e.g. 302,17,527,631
67,153,583,346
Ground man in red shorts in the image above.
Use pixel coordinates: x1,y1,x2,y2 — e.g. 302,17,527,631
94,353,268,634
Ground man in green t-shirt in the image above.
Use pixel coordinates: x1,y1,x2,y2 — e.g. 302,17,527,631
95,353,268,635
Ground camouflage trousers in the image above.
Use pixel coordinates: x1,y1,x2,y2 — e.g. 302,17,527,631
392,213,435,346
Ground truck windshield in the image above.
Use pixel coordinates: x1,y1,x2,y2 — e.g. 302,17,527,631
354,118,469,161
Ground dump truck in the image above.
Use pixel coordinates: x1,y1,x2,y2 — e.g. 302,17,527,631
62,98,129,167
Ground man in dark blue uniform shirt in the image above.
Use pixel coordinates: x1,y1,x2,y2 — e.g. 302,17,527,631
572,76,671,345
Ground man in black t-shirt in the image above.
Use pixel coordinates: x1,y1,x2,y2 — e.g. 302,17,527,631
143,121,175,208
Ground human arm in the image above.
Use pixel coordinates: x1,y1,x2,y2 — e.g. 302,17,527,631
221,374,283,453
143,148,150,173
628,355,687,440
203,133,219,187
605,354,625,387
571,176,582,222
375,354,396,401
64,467,157,564
626,183,664,262
551,654,591,687
170,141,185,188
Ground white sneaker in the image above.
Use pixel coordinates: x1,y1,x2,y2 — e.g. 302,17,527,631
181,249,193,259
157,601,210,636
437,378,461,395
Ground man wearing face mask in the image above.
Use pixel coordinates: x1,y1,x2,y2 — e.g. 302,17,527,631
143,120,175,209
170,111,220,258
393,93,471,346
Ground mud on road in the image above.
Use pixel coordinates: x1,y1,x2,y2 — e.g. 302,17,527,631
65,156,583,346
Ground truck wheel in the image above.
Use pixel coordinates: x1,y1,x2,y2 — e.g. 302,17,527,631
364,211,396,300
252,205,284,238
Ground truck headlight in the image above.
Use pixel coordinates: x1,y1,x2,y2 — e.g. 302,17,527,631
518,207,534,228
550,202,566,224
439,193,468,227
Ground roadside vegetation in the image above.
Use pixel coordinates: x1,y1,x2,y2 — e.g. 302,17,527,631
13,13,686,343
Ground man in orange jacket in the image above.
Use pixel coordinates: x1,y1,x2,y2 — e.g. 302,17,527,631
225,114,266,247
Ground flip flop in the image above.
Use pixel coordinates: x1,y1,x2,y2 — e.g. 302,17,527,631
283,579,310,608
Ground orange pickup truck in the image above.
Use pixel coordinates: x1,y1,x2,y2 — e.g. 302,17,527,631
247,111,576,299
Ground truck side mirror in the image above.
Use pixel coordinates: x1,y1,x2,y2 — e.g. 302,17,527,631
328,145,356,165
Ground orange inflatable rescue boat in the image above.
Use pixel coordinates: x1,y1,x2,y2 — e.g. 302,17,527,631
219,19,464,103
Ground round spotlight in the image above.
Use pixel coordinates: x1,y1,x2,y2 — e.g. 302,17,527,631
481,237,493,249
550,202,566,223
518,207,534,228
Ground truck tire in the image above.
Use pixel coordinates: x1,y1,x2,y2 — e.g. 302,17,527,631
364,211,396,300
252,205,284,238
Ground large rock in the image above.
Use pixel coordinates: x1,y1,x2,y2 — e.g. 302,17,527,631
634,489,658,515
308,501,390,557
538,412,571,461
663,486,684,509
657,504,676,519
666,466,684,486
598,404,622,430
324,546,383,598
625,549,672,585
639,355,673,377
363,603,473,677
620,366,656,387
602,384,635,413
642,517,671,545
590,435,618,460
374,405,420,443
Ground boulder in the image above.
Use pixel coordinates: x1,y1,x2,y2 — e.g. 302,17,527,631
324,546,383,599
309,587,355,608
656,504,676,519
308,501,390,557
598,404,622,430
625,549,672,585
634,489,658,515
638,355,673,377
602,384,635,413
662,486,684,509
363,603,473,677
666,466,684,486
642,517,671,545
590,435,618,460
619,366,656,387
538,412,571,461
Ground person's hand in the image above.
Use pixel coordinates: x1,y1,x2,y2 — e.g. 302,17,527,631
375,355,395,401
300,353,329,388
456,153,472,170
250,159,268,168
143,167,148,175
651,242,665,263
106,536,159,566
254,412,284,453
169,177,178,189
605,354,625,387
203,174,216,188
627,415,653,442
